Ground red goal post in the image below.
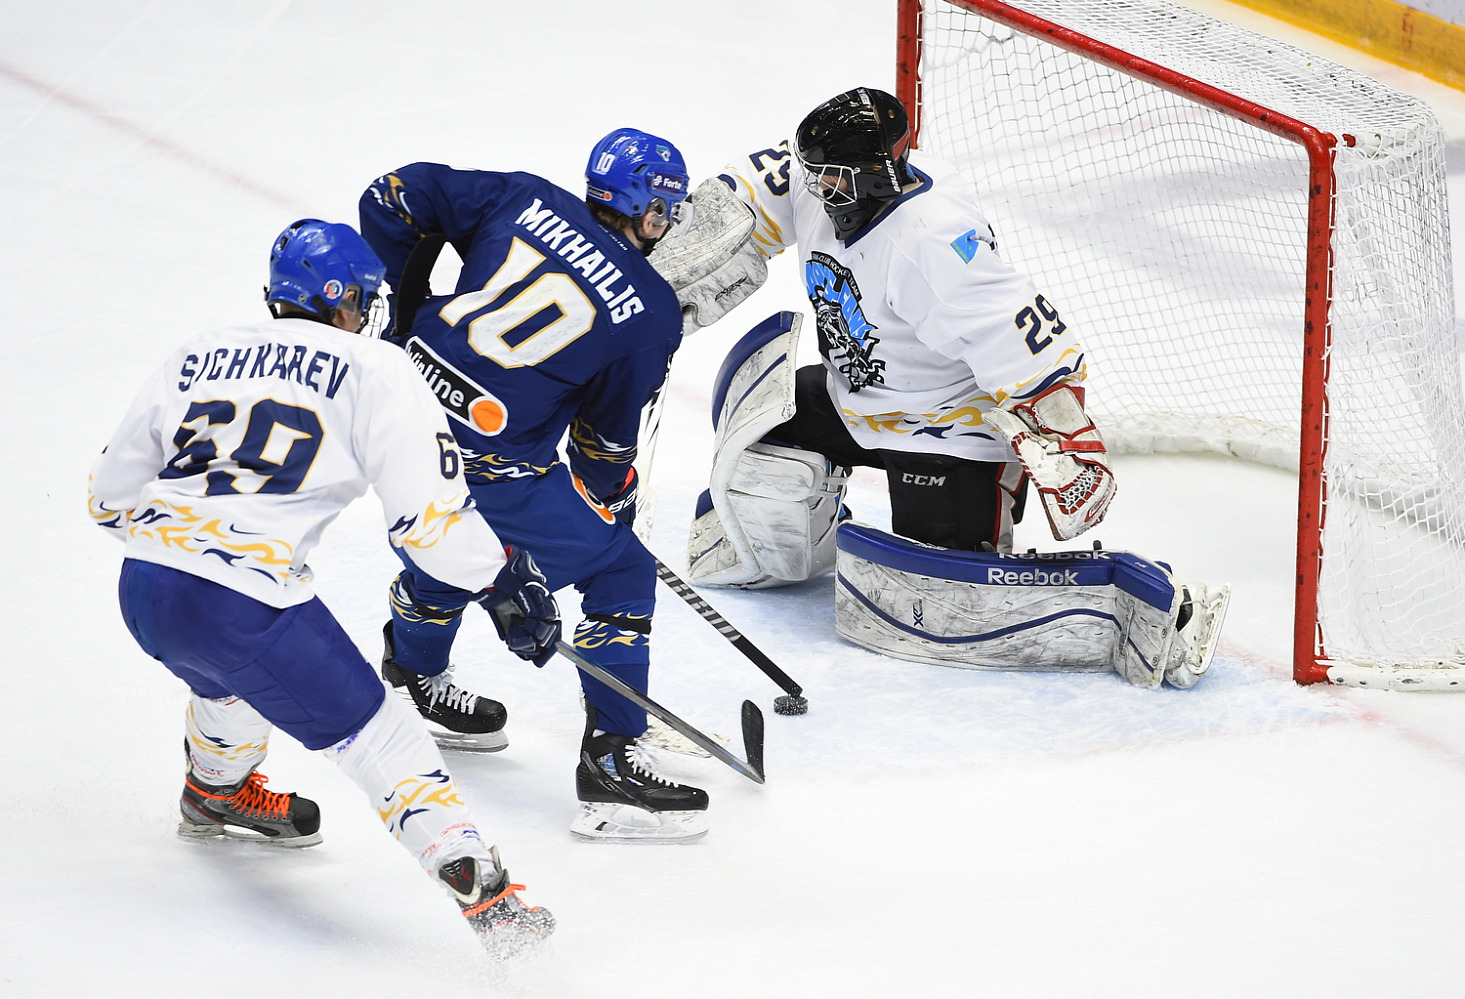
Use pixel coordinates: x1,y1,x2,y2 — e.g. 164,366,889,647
896,0,1465,688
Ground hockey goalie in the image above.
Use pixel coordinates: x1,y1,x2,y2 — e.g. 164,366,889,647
650,87,1229,689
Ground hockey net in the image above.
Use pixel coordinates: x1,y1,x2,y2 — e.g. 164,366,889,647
898,0,1465,687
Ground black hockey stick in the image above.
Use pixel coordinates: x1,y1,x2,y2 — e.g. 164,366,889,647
556,640,765,784
653,557,810,716
384,231,447,344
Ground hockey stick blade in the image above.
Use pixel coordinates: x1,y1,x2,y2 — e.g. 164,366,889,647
556,640,765,785
741,699,764,777
654,558,805,699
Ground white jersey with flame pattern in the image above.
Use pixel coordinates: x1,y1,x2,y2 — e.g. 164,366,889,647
89,317,507,608
721,143,1087,462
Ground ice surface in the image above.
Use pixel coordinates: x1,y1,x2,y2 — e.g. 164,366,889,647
4,1,1465,995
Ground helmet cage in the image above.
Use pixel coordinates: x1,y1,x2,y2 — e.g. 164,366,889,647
797,160,864,209
643,195,693,230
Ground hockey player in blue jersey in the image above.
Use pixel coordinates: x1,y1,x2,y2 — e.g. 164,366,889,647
359,128,709,842
89,219,560,958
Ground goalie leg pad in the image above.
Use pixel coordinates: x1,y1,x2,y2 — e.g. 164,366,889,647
834,524,1181,683
688,443,850,587
691,312,852,587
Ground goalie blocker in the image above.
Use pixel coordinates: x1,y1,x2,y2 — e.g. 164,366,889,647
834,524,1229,689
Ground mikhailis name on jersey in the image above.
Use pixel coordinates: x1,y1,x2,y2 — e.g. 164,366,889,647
514,198,645,324
178,342,352,398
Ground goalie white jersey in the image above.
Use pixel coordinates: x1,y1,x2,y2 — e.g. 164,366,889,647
720,144,1088,462
89,317,508,608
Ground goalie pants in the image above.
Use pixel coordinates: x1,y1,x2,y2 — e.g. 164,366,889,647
767,365,1028,551
389,461,653,738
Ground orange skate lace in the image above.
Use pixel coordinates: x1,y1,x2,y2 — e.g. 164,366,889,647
462,882,536,919
189,771,291,820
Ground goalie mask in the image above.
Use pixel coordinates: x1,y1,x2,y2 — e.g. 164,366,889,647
795,88,913,240
264,219,385,332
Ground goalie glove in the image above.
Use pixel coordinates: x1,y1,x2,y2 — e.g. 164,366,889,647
983,384,1116,542
475,548,561,667
648,177,767,331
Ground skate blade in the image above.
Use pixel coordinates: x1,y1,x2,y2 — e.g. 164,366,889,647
569,802,708,844
1166,583,1231,688
428,727,509,753
476,919,556,961
177,818,323,848
480,928,551,961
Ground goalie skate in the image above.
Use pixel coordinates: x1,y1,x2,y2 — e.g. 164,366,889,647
1164,584,1231,688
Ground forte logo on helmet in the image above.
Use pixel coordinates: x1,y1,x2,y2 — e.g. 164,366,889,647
986,567,1080,586
650,173,685,196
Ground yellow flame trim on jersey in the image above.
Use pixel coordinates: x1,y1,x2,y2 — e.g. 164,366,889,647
728,171,789,260
568,417,636,465
842,411,909,434
129,501,295,572
397,496,467,551
464,453,556,482
86,478,131,529
838,402,994,436
996,348,1089,408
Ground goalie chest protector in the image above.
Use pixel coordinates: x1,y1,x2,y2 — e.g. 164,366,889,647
834,524,1179,677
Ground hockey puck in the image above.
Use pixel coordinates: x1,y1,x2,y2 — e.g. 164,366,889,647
773,694,808,716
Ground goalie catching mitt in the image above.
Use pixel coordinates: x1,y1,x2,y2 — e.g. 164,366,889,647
983,384,1116,541
648,177,767,331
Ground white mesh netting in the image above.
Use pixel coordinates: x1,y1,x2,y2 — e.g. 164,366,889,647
913,0,1465,679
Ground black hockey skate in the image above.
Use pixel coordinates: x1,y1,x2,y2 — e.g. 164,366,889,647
179,769,322,847
381,623,508,752
437,849,555,960
573,712,710,843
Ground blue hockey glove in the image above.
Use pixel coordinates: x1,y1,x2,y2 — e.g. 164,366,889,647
476,548,561,667
595,468,638,528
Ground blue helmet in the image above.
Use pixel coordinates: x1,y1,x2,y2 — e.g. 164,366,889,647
585,128,689,222
265,219,386,328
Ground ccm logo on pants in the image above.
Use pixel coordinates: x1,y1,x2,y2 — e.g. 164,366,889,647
900,473,947,486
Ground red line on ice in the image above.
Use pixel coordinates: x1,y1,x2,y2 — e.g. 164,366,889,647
0,61,302,211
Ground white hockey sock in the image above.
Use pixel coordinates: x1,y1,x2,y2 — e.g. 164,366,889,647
185,694,271,786
321,693,495,875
